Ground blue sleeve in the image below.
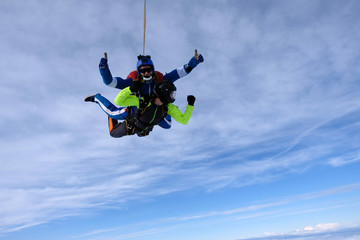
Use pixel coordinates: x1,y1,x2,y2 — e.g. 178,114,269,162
158,115,172,129
99,65,113,85
99,65,134,90
164,69,180,82
114,78,133,89
163,67,189,83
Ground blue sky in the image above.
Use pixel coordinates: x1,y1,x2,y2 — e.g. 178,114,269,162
1,0,360,239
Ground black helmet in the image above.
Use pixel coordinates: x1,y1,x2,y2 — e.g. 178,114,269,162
155,81,177,104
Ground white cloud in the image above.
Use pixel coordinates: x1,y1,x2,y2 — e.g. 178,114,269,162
303,223,340,232
328,154,360,167
259,223,360,240
71,184,360,240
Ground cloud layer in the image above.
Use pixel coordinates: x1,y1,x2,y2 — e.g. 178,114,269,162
1,0,360,239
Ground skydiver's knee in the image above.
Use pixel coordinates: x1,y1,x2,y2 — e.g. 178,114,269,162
110,130,119,138
109,122,128,138
110,129,125,138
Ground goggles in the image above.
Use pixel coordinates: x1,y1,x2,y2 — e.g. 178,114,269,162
139,67,153,74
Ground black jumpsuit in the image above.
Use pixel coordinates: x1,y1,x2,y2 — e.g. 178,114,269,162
109,98,167,138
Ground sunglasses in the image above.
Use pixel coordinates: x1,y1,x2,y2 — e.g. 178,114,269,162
139,67,153,74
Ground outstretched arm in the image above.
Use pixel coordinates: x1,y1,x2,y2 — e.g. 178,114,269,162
163,52,204,82
99,57,134,89
167,95,196,125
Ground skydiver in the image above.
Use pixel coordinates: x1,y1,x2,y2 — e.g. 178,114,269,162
94,52,203,128
86,81,196,138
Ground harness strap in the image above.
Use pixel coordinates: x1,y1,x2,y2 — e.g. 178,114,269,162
125,100,168,136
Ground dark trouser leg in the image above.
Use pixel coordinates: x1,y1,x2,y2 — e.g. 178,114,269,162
108,117,129,138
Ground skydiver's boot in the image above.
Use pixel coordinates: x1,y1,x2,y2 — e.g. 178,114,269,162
84,93,100,102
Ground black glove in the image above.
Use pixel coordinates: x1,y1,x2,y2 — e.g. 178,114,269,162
187,95,196,106
130,80,142,93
